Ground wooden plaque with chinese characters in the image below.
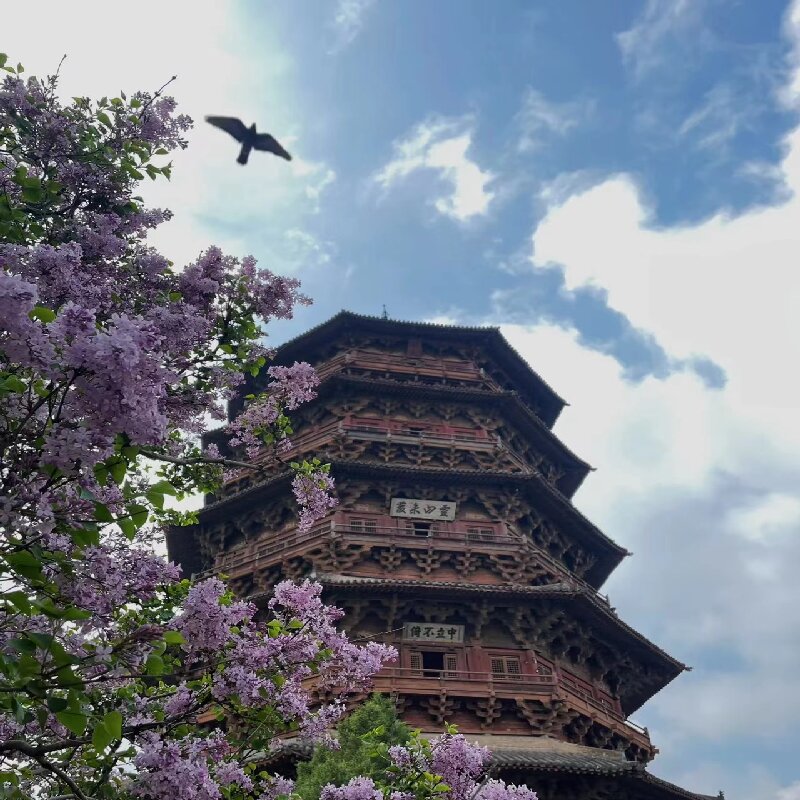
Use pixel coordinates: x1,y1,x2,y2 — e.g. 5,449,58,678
402,622,464,644
390,498,457,521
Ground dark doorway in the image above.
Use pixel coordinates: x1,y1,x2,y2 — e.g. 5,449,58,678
421,651,444,677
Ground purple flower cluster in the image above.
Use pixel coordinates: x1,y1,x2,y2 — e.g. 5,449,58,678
174,577,255,657
321,776,383,800
132,731,242,800
267,361,319,410
292,469,339,532
227,361,320,458
329,733,538,800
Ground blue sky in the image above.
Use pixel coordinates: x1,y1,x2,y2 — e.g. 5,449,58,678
9,2,800,798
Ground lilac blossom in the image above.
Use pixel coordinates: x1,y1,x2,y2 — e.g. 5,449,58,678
292,469,339,532
0,58,514,800
321,776,383,800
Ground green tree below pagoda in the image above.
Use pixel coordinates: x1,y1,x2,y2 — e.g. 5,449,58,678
294,695,412,800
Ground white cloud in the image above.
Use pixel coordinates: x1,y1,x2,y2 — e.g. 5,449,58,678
778,782,800,800
617,0,713,81
515,88,592,152
374,117,496,222
330,0,377,51
282,228,335,270
6,1,335,273
678,83,757,153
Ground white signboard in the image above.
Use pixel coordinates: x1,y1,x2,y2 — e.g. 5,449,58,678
390,498,456,521
403,622,464,644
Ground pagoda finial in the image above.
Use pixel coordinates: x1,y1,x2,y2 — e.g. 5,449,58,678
381,304,389,320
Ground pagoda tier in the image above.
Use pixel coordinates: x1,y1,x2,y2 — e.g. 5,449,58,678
166,311,710,800
229,312,567,428
213,373,592,499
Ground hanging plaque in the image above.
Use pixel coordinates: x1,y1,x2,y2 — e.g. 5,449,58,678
403,622,464,643
390,497,456,521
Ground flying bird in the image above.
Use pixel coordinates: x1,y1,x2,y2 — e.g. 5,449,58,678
205,116,292,165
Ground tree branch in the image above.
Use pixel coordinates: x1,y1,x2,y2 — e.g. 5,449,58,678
6,740,93,800
138,446,258,472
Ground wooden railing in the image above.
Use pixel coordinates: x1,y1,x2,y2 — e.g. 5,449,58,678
218,417,536,499
217,418,535,499
211,520,523,576
315,350,491,386
208,517,610,607
369,666,650,746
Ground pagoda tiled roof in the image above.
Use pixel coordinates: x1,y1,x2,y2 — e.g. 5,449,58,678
264,311,568,427
490,748,719,800
258,735,718,800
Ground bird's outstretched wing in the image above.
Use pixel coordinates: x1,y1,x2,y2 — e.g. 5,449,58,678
253,133,292,161
205,116,248,143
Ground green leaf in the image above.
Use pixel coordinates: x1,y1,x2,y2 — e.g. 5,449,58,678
46,696,69,713
109,458,126,485
2,375,26,393
92,720,113,752
70,526,100,548
61,607,92,622
145,489,164,510
93,503,114,523
5,591,32,615
129,504,149,530
27,632,54,651
162,630,185,645
28,305,56,323
150,479,177,496
21,185,44,203
117,516,136,540
97,111,112,128
56,709,87,735
0,770,19,786
103,710,123,740
8,638,36,654
145,654,164,675
4,550,43,580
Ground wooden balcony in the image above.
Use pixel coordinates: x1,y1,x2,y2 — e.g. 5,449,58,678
208,515,611,607
211,518,523,576
219,417,534,498
362,666,652,752
315,349,493,387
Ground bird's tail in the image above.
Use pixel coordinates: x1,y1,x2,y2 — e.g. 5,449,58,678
237,143,251,165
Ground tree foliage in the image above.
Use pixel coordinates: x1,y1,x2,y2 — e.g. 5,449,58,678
0,54,538,800
0,54,385,800
294,695,411,800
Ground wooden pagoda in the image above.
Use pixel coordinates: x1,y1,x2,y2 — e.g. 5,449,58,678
166,311,720,800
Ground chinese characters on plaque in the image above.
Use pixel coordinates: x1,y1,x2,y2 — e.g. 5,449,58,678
390,497,457,521
403,623,464,643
